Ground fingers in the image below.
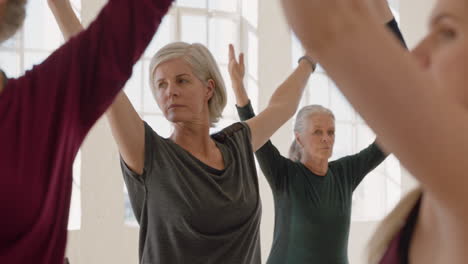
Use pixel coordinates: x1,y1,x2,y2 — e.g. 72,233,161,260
229,44,236,62
239,53,244,67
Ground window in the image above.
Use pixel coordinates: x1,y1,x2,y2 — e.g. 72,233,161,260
0,0,83,230
290,1,402,221
123,0,259,226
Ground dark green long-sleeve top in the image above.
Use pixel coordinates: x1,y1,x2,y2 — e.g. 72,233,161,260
238,103,388,264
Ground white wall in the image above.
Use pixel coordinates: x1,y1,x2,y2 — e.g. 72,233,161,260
257,0,292,260
65,0,436,263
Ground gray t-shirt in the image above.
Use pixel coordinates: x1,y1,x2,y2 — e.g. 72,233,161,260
121,122,262,264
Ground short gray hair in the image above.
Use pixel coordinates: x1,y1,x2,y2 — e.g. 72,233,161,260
289,105,335,161
0,0,26,44
149,42,227,127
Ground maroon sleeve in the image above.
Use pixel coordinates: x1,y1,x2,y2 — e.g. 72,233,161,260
9,0,173,140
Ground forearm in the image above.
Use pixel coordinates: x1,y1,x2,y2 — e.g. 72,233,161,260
107,92,145,175
267,60,312,118
233,81,250,108
246,60,312,151
236,100,256,121
48,0,83,40
371,0,394,24
374,138,390,156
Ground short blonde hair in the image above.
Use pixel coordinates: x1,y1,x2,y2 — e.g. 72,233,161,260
0,0,26,43
149,42,227,127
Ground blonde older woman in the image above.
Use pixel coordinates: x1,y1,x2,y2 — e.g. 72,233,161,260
49,0,315,263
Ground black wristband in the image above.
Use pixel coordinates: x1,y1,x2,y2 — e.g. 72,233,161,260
298,56,316,71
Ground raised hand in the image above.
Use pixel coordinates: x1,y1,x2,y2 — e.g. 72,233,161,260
228,44,245,88
228,44,249,106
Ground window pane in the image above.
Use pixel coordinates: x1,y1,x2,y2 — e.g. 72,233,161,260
242,0,258,28
24,1,62,50
0,51,20,77
143,115,173,138
0,32,19,49
307,73,329,106
247,31,258,78
209,0,237,12
385,155,401,184
177,0,207,8
356,124,375,150
291,33,303,67
209,17,237,64
330,82,355,122
356,112,367,125
247,78,258,112
144,15,174,58
143,60,163,114
124,61,144,111
181,15,208,45
24,51,50,72
388,0,399,12
219,65,236,118
68,152,81,230
352,169,387,221
386,177,401,210
124,191,138,226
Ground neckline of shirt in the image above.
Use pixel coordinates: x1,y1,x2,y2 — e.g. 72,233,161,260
164,137,231,176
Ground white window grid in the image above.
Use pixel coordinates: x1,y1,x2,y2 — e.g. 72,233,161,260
124,0,259,226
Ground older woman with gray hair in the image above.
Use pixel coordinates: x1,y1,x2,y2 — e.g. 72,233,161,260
229,0,405,262
49,0,315,263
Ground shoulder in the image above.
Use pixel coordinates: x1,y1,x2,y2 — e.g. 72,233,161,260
143,121,173,153
212,122,251,143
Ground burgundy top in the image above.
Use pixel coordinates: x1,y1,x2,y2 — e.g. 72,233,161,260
0,0,173,263
379,196,422,264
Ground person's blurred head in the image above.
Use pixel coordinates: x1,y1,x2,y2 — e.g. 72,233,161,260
0,0,27,44
412,0,468,106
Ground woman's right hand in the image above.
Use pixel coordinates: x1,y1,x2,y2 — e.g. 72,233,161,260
228,44,250,107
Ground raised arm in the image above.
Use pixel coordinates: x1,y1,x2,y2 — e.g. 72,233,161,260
369,0,394,24
245,56,314,152
280,0,468,213
106,94,145,175
228,45,292,190
48,0,82,39
229,44,255,121
49,0,146,175
228,44,250,108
